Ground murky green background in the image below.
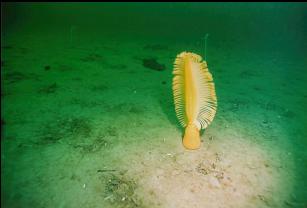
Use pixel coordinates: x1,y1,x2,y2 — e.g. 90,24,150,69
2,3,307,208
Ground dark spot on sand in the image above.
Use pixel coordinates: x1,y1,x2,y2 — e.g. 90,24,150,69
106,126,118,137
142,58,166,71
97,169,117,173
253,86,262,91
3,71,40,83
37,117,92,145
73,137,109,154
2,45,13,49
91,84,109,92
38,83,57,94
80,53,103,62
66,118,92,137
4,71,27,84
127,104,145,114
44,65,51,71
72,77,82,81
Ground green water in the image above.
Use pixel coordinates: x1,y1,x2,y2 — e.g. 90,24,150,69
1,2,307,208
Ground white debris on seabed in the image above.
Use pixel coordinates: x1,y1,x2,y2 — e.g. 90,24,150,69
208,176,221,188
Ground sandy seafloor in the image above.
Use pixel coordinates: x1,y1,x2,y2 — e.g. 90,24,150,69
1,3,307,208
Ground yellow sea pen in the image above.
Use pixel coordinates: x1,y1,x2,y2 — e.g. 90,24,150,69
172,52,217,150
